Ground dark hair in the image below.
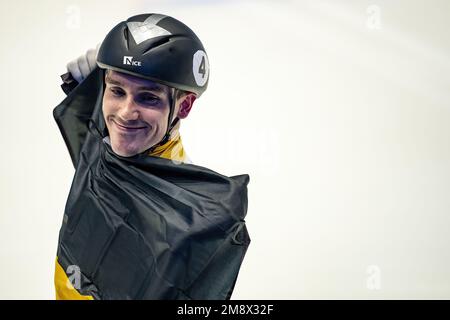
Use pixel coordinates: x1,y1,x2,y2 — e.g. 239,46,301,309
175,89,190,101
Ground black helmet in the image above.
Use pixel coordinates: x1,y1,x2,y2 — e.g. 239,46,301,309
96,13,210,151
96,13,209,97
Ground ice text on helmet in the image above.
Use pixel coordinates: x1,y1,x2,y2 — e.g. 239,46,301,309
123,56,142,67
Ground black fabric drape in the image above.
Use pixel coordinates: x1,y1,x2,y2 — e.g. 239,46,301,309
53,67,251,299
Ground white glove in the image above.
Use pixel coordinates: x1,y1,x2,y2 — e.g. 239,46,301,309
66,43,100,83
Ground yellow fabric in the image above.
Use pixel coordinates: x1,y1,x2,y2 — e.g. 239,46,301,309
147,130,187,162
55,133,187,300
54,257,94,300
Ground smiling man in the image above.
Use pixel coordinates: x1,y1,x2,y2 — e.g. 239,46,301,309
102,69,195,160
53,13,251,300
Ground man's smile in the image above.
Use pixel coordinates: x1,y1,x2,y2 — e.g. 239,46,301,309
112,119,149,134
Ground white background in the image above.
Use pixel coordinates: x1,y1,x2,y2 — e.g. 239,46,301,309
1,0,450,299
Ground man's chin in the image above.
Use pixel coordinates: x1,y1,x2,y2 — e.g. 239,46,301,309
111,144,142,157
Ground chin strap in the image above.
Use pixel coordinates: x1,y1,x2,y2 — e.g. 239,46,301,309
147,88,179,153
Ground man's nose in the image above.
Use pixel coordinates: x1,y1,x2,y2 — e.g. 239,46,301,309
118,96,139,121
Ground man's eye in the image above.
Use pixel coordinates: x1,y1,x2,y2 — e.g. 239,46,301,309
110,88,124,96
138,94,159,104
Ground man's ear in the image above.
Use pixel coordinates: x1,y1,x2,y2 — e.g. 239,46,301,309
177,93,196,119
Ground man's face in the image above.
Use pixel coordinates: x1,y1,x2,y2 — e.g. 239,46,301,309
102,70,173,157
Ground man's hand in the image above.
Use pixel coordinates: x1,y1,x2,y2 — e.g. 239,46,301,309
66,43,100,83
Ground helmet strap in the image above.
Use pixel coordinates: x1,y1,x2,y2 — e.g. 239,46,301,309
147,88,179,153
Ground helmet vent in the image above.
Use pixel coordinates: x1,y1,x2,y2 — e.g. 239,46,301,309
123,28,130,50
142,37,171,55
